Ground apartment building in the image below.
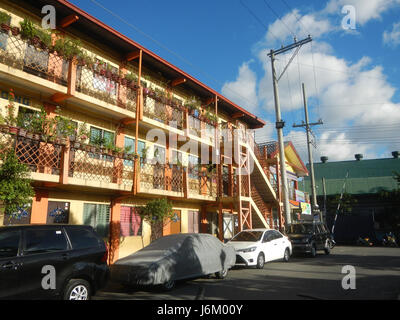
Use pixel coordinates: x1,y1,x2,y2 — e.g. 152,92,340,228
0,0,283,263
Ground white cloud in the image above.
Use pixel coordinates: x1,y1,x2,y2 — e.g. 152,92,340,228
383,22,400,47
221,61,259,114
224,1,400,161
266,10,331,44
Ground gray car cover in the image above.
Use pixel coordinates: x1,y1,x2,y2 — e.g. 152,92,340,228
111,233,236,286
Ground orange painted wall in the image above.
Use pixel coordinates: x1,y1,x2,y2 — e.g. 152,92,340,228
30,190,49,224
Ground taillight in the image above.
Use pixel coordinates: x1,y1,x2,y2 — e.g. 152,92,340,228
101,241,109,263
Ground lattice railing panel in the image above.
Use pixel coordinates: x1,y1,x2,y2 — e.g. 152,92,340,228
188,168,217,197
139,163,183,192
143,95,184,129
0,32,68,86
15,137,62,175
68,148,133,186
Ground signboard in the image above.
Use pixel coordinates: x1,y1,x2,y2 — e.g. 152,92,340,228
295,190,305,203
300,202,312,215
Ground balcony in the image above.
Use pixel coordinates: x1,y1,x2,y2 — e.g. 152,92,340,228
0,30,69,88
75,64,138,113
142,90,184,130
138,162,184,196
0,127,63,183
68,144,134,191
188,166,218,199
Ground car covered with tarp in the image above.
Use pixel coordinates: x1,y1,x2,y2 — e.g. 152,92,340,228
110,233,235,290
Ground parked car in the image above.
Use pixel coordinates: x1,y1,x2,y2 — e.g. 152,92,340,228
0,224,109,300
110,233,235,290
227,229,292,269
286,222,334,257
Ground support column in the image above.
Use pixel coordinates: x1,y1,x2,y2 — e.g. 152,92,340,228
109,199,121,264
113,126,125,184
30,190,49,224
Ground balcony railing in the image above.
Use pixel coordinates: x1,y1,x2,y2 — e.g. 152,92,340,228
0,129,62,176
143,92,184,129
0,31,69,86
75,65,138,113
68,145,134,186
188,166,218,198
139,162,184,193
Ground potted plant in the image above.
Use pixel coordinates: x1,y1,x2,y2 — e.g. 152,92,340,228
0,11,11,32
19,18,36,40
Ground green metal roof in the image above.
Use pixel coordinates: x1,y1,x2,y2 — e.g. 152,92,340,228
300,158,400,196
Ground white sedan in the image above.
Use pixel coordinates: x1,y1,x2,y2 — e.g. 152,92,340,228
227,229,292,268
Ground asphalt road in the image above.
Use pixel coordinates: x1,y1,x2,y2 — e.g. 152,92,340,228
94,246,400,300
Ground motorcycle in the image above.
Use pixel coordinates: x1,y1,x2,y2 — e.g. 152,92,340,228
357,236,373,246
382,233,398,247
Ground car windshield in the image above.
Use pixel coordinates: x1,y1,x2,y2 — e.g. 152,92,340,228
288,224,314,234
231,231,263,242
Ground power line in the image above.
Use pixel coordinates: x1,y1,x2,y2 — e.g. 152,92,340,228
89,0,263,113
262,0,296,38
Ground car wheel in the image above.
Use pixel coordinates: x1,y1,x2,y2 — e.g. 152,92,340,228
215,268,228,279
162,280,175,291
310,243,317,258
64,279,91,300
324,240,331,255
283,248,290,262
256,253,265,269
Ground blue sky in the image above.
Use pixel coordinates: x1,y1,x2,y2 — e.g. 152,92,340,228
70,0,400,163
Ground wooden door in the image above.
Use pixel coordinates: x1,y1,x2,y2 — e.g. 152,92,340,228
163,210,181,236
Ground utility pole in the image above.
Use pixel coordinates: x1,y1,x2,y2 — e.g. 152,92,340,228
293,83,323,222
322,177,327,222
268,36,312,229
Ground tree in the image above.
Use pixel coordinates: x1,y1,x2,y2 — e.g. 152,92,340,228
326,192,358,216
139,198,174,242
0,150,34,222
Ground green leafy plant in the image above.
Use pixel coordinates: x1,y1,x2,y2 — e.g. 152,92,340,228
0,150,35,218
0,11,11,25
139,198,174,242
55,37,82,60
19,18,36,39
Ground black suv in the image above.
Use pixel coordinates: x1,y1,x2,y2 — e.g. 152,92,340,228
286,222,334,257
0,224,109,300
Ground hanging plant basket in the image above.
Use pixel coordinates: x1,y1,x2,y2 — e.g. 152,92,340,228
26,132,33,139
8,126,19,135
0,23,10,33
11,27,19,36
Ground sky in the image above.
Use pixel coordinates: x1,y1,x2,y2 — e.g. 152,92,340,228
69,0,400,164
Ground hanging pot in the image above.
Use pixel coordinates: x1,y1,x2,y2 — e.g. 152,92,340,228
0,23,10,33
8,126,19,135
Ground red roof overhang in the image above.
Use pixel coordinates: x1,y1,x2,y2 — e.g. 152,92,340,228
15,0,266,128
